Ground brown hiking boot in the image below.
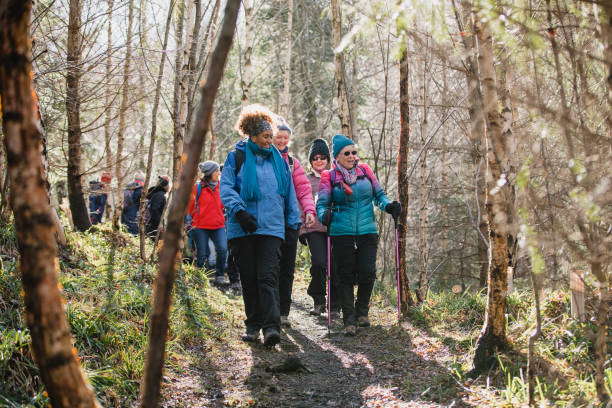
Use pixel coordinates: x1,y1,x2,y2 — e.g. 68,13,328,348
344,325,356,336
357,316,370,327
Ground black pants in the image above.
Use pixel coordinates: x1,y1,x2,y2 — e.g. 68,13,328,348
304,231,340,310
225,248,240,284
331,234,378,326
229,235,282,333
279,227,298,316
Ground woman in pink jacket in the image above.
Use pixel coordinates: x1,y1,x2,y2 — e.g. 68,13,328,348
274,118,316,327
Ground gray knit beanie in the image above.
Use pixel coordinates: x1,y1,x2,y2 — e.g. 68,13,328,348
199,161,219,178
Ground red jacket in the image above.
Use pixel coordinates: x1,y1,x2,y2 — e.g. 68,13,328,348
188,181,225,230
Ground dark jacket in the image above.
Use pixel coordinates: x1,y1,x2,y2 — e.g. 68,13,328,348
121,183,143,234
145,185,167,237
89,192,107,225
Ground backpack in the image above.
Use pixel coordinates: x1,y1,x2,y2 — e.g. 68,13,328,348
233,148,294,176
123,189,135,210
141,198,152,227
123,182,141,210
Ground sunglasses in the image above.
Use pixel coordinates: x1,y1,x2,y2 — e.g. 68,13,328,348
343,150,358,156
312,155,328,161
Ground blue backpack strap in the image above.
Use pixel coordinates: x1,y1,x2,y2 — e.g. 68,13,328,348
195,181,202,214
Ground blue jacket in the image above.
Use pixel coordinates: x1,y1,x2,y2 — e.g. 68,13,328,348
220,139,301,241
316,163,391,236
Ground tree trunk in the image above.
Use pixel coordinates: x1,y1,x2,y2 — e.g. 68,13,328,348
66,0,92,232
417,48,429,303
172,0,186,186
331,0,352,139
452,0,489,288
104,0,115,218
139,1,240,405
241,0,254,106
591,261,610,403
397,40,415,312
281,0,294,118
138,0,175,260
471,11,511,373
183,0,203,139
0,2,100,406
207,0,222,161
112,0,135,230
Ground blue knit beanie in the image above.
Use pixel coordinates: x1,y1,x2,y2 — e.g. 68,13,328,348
332,134,355,158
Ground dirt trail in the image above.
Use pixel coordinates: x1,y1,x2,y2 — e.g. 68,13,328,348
162,274,466,407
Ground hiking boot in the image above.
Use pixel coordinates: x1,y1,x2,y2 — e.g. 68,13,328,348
357,316,371,327
263,329,280,347
344,325,356,336
280,315,291,328
309,304,325,316
241,330,260,343
213,275,229,286
229,281,242,295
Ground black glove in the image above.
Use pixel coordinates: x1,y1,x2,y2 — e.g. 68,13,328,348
321,208,332,227
299,234,308,246
236,210,258,233
385,201,402,219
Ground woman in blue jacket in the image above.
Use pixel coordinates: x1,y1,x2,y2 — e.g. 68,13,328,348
220,104,301,347
317,134,401,336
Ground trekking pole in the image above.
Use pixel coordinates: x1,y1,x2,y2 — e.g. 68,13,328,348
327,227,332,335
393,215,401,324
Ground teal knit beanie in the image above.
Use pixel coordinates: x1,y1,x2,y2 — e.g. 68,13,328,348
331,134,355,158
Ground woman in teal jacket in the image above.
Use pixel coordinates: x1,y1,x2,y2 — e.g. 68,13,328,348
316,134,401,335
220,104,301,347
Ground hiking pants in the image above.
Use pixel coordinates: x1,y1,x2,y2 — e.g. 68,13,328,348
191,227,227,278
279,227,299,316
331,234,378,326
303,231,340,310
225,249,240,284
229,235,282,333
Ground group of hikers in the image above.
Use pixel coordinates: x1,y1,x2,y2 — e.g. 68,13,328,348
88,171,170,239
87,102,401,346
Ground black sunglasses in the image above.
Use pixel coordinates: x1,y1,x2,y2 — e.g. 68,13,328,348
343,150,358,156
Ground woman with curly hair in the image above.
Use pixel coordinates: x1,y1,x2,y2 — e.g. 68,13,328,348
220,104,301,347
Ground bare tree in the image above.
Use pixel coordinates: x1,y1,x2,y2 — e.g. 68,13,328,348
0,2,100,406
113,0,135,230
139,1,241,405
66,0,92,232
397,36,415,313
138,0,175,259
471,9,513,373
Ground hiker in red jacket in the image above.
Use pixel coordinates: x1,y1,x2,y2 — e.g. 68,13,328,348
188,161,228,286
273,117,316,327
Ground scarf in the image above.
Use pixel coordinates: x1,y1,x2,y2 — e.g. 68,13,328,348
241,140,288,201
205,178,218,191
333,159,359,185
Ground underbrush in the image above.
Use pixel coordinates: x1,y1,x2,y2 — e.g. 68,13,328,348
403,287,611,407
0,222,226,407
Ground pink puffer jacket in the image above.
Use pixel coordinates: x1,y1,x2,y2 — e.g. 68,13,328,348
299,171,327,235
281,150,316,218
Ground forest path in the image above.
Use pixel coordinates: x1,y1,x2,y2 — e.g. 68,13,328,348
161,270,467,407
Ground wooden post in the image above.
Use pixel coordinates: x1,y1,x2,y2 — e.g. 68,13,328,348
571,270,585,321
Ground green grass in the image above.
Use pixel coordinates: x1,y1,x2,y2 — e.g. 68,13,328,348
0,222,225,407
399,287,610,406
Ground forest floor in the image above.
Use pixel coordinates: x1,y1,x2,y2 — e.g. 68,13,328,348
161,271,474,408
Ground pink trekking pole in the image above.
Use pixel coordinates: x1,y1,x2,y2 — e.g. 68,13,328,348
394,215,401,324
327,233,331,334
